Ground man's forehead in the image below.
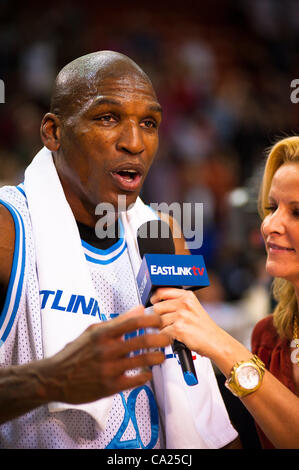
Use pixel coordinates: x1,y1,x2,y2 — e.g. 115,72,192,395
92,72,157,99
51,51,159,116
78,72,160,114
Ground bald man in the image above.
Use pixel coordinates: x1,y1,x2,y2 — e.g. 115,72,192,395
0,51,239,449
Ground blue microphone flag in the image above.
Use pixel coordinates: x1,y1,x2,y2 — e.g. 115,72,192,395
137,253,209,307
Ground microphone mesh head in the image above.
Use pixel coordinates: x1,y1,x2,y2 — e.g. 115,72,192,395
137,220,175,258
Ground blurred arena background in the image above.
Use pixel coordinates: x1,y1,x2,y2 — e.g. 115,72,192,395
0,0,298,448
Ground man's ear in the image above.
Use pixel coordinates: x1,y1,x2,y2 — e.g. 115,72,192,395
40,113,61,151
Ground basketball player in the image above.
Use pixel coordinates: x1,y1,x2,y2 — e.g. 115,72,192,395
0,51,240,448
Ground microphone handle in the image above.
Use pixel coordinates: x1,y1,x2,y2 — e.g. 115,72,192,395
172,339,198,386
144,295,198,386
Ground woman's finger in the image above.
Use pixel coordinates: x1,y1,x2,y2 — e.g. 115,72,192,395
153,299,179,315
150,287,186,304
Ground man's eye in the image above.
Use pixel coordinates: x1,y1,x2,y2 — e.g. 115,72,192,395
141,119,157,129
95,114,116,123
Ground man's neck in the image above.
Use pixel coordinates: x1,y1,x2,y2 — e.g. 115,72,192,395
76,219,120,250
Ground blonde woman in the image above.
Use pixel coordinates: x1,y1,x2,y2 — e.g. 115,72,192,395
152,136,299,449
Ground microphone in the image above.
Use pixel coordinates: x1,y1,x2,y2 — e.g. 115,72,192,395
136,219,209,386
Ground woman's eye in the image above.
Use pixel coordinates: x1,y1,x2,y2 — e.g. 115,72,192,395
264,205,276,213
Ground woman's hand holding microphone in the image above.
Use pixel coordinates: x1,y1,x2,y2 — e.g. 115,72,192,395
151,287,252,377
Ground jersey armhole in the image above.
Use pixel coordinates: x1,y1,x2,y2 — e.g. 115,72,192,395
0,200,26,346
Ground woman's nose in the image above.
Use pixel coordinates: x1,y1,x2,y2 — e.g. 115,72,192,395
262,208,286,237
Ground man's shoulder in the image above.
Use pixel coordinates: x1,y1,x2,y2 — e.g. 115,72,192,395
0,203,15,288
158,211,190,255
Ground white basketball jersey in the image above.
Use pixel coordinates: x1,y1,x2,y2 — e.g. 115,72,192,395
0,185,162,449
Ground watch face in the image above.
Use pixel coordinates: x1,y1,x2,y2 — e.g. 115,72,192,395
237,365,260,390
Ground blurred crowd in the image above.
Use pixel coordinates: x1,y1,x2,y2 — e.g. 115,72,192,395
0,0,299,344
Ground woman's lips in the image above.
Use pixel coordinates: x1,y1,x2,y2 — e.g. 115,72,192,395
110,170,143,192
267,242,295,253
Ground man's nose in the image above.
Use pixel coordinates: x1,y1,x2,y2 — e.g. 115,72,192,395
116,120,145,155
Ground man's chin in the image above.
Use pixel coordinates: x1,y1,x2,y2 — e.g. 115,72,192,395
96,192,139,214
116,196,138,214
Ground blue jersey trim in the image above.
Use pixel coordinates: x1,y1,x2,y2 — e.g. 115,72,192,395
16,184,26,199
84,242,127,265
81,236,124,256
81,219,125,255
0,200,26,345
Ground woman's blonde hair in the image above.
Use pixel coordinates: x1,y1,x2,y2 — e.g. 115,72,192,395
258,136,299,339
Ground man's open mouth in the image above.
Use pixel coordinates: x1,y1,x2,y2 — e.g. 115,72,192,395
110,169,143,191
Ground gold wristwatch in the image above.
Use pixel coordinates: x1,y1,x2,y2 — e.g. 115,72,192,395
225,355,265,398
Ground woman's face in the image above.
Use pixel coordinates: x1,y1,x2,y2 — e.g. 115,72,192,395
261,162,299,284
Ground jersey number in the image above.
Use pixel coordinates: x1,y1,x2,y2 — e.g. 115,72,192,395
106,385,159,449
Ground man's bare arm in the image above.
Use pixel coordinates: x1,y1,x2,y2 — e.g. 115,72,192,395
0,204,15,312
158,212,190,255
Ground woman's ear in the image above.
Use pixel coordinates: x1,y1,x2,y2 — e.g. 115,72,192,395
40,113,61,151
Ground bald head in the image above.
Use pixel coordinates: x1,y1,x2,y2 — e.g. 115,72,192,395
50,51,154,118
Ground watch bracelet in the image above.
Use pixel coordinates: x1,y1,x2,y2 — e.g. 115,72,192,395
225,354,265,398
251,354,266,374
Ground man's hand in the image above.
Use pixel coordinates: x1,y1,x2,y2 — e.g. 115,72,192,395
44,305,169,404
0,306,170,424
